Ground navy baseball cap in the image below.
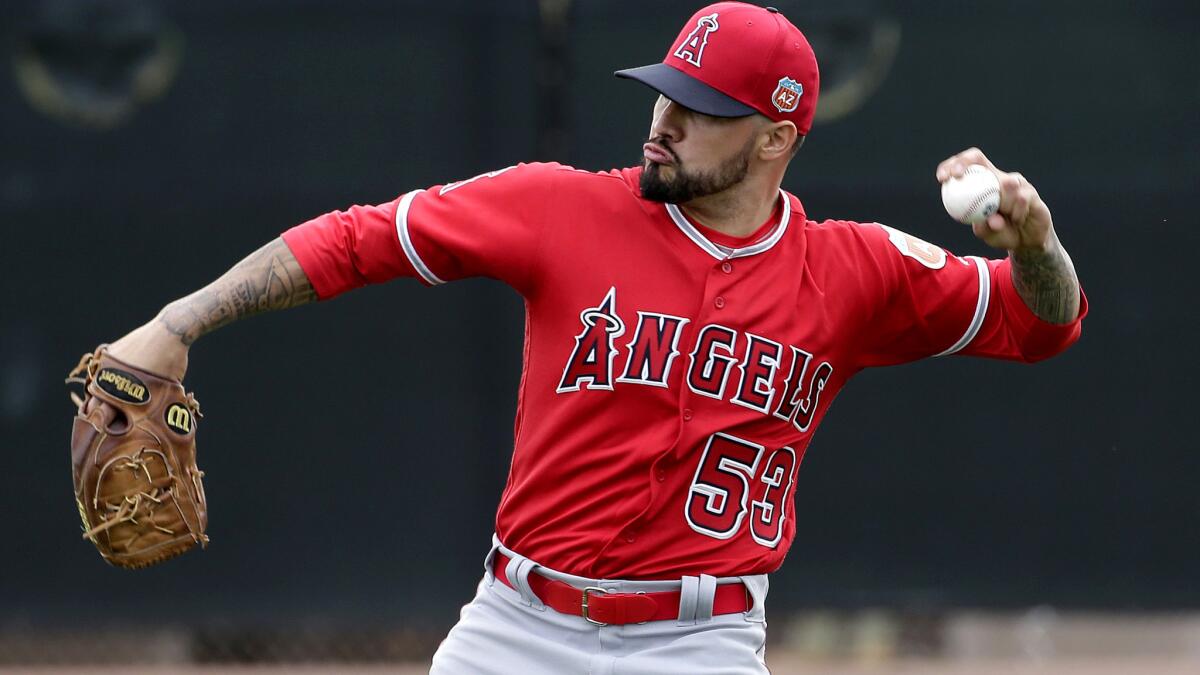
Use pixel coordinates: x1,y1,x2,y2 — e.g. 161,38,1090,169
615,2,820,133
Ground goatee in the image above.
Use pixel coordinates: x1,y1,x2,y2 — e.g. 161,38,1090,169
640,140,753,204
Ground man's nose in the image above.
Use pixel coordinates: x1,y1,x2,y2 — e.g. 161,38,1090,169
651,100,681,141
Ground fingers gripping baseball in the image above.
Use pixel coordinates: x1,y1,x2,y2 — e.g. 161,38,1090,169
937,148,1054,252
935,147,994,181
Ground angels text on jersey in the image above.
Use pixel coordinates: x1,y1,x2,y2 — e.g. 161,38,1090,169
557,287,833,434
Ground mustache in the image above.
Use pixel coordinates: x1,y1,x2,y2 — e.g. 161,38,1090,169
647,137,681,164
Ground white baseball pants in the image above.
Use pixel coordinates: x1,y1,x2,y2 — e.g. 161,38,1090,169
430,538,770,674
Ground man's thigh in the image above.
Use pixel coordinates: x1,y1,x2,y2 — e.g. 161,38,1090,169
430,578,591,675
613,613,768,675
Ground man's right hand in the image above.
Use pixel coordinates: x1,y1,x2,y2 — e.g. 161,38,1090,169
107,317,190,381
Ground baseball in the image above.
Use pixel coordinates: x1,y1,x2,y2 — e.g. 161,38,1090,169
941,164,1001,225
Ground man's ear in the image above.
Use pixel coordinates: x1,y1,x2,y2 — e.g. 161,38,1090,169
760,121,799,161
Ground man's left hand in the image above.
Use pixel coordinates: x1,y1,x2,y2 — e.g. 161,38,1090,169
936,147,1054,253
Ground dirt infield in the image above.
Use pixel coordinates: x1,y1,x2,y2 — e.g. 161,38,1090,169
764,656,1200,675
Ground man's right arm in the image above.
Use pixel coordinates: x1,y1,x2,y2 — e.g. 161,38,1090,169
107,237,315,379
105,162,561,378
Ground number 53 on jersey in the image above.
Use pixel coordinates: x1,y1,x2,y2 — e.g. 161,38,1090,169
685,432,798,548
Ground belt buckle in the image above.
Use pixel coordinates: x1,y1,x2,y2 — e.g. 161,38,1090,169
581,586,608,626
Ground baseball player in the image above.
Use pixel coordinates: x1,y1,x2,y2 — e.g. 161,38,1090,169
105,3,1086,672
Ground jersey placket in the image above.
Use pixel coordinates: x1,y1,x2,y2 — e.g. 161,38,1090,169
603,201,783,558
603,255,739,557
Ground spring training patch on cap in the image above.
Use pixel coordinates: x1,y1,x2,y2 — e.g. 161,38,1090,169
772,77,804,113
96,368,150,404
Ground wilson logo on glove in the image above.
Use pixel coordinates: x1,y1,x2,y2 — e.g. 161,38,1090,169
95,367,150,403
165,403,193,434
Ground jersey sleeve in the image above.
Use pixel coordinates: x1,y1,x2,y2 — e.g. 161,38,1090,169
852,223,1087,367
280,162,562,300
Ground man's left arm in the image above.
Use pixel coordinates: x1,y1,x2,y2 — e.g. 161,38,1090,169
936,147,1080,325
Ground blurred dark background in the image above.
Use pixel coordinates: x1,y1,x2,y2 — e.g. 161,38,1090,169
1,0,1196,645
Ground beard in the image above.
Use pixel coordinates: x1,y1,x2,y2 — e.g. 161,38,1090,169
640,138,754,204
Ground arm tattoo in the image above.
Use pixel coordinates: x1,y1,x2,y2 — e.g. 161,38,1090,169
1010,235,1081,325
158,238,317,345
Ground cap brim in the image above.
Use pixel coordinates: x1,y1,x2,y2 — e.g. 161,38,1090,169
614,63,756,118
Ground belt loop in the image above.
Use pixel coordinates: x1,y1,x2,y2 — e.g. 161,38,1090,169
505,554,546,611
677,575,700,626
483,544,499,587
741,574,769,623
694,574,717,623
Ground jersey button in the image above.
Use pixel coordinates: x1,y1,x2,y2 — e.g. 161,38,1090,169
721,262,733,274
655,468,666,482
682,408,694,421
714,296,726,309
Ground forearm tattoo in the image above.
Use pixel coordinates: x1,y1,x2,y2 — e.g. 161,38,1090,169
158,238,317,345
1010,236,1081,325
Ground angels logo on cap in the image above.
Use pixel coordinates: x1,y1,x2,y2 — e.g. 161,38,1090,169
614,2,821,134
673,12,720,67
772,77,804,113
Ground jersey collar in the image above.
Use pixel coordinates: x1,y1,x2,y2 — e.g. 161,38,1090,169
664,191,791,260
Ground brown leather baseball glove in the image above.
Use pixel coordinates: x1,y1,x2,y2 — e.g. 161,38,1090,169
66,345,209,568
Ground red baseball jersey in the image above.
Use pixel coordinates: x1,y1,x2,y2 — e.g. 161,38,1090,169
282,162,1087,580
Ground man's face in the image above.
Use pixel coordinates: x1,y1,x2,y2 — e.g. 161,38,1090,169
640,95,762,204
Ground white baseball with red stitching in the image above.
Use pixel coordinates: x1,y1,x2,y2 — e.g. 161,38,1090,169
941,165,1001,225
